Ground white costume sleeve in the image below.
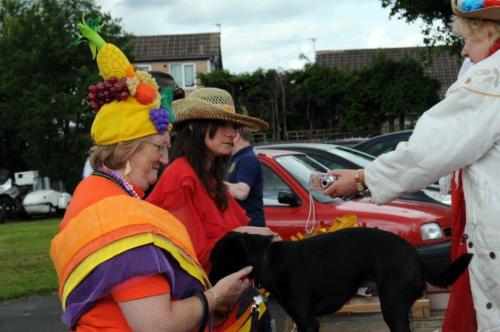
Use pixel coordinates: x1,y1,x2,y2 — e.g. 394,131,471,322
365,55,500,205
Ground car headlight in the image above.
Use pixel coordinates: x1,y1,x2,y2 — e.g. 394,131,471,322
421,223,443,241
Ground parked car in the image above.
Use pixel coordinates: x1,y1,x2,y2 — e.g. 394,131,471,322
352,130,413,157
257,143,449,206
0,170,71,223
0,169,30,223
257,149,452,272
324,136,368,147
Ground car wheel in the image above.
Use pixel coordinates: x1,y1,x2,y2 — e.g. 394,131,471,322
0,196,12,224
15,206,31,220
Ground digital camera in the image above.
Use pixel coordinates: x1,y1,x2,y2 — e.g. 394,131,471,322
309,172,336,191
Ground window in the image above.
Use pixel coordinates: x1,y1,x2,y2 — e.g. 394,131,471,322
170,63,196,89
135,64,152,71
261,165,293,206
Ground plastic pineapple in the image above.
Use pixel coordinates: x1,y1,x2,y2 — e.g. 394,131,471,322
73,17,160,109
73,16,135,80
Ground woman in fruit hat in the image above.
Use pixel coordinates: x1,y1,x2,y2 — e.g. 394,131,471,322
147,88,279,331
324,1,500,330
50,18,252,331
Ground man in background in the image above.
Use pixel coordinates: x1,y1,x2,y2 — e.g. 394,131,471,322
226,130,265,226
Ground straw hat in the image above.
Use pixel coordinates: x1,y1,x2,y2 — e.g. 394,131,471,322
172,88,269,132
452,0,500,21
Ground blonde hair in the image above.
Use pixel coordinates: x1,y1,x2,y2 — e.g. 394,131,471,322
452,16,500,48
90,136,151,170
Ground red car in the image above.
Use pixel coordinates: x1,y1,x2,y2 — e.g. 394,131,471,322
257,149,451,272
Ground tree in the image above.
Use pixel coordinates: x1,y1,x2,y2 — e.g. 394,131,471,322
199,56,441,138
340,55,440,133
290,64,349,132
0,0,133,191
198,68,289,140
380,0,463,54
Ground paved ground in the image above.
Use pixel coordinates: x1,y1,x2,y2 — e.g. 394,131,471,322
0,294,443,332
317,311,444,332
268,299,444,332
0,294,66,332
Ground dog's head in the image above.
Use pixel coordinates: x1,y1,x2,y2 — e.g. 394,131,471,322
209,231,273,284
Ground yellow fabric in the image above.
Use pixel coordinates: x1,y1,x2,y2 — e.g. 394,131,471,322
91,96,160,145
51,196,197,282
58,224,171,296
328,214,358,232
61,232,210,311
291,215,358,240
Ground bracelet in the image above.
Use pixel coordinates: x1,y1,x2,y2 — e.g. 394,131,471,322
355,169,367,193
190,289,209,332
206,289,220,307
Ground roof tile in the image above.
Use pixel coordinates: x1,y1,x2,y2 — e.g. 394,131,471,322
316,46,461,98
133,32,221,61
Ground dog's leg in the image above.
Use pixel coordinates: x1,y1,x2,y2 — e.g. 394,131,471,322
280,300,319,332
281,307,317,332
378,287,417,332
294,319,319,332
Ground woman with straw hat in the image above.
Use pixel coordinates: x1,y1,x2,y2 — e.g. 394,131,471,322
147,87,278,331
50,18,251,331
324,1,500,330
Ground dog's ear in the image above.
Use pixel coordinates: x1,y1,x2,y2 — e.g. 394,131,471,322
209,232,249,284
239,233,273,256
211,232,248,260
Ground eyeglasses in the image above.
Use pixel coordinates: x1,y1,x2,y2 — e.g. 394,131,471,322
149,141,170,154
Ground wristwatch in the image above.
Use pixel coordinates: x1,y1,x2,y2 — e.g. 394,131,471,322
355,169,367,192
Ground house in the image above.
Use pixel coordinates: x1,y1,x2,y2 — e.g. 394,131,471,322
133,32,222,91
316,46,462,98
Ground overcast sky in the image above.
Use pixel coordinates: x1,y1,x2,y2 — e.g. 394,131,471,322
95,0,427,73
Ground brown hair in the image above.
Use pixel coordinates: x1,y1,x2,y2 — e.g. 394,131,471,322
90,136,150,170
170,120,229,211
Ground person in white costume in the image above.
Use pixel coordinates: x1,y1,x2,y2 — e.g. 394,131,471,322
324,1,500,331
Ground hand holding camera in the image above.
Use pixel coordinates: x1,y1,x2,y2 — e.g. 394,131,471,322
321,169,368,199
309,172,337,191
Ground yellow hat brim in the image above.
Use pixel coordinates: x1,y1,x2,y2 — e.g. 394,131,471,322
91,97,161,145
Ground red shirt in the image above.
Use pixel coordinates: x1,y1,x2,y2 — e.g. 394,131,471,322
147,157,249,270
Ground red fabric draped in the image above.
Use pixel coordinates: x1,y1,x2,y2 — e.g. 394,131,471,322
442,170,477,332
488,39,500,57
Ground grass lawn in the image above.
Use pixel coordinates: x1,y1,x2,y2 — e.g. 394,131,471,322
0,218,60,301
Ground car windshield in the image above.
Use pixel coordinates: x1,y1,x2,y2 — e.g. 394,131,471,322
329,146,375,167
274,154,335,203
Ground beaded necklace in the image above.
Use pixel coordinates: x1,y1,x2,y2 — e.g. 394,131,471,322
93,167,140,199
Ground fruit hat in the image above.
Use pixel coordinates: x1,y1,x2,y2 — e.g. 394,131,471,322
73,17,174,145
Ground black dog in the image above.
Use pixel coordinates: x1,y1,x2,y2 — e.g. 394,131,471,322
209,228,472,332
